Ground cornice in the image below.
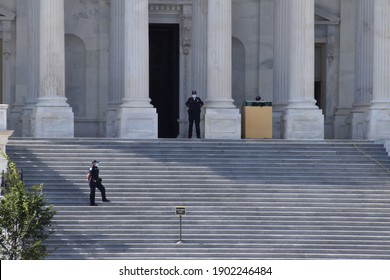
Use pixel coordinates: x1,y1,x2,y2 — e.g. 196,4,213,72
315,6,340,25
0,6,16,21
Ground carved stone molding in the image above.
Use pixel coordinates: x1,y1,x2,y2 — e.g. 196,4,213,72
1,21,12,59
1,21,11,41
0,7,15,58
0,6,15,21
149,4,182,13
315,6,340,39
327,42,335,63
182,14,192,54
148,3,192,53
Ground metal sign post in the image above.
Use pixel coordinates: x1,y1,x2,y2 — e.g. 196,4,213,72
176,206,186,244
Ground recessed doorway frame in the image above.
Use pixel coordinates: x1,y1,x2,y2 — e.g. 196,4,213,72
149,23,180,138
149,3,192,138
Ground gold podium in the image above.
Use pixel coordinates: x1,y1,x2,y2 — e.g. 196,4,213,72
242,101,272,138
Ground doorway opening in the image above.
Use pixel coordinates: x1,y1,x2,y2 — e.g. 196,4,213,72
315,43,326,114
149,24,180,138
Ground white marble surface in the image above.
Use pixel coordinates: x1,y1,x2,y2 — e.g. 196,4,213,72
205,108,241,139
32,0,74,138
1,0,390,141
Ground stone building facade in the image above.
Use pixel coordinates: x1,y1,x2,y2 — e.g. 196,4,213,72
1,0,390,140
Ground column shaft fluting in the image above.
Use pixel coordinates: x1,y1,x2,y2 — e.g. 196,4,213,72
117,0,157,138
192,0,207,97
109,0,124,104
275,0,323,139
39,0,65,99
355,0,374,105
372,0,390,102
204,0,241,139
273,0,289,105
123,0,151,107
33,0,73,138
28,0,40,104
288,0,315,104
207,0,235,108
366,0,390,140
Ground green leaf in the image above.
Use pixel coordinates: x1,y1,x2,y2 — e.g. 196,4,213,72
0,153,56,260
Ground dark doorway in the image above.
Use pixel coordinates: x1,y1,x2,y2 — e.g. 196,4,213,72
149,24,180,138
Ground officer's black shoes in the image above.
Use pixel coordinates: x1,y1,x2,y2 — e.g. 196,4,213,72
90,203,98,206
103,199,110,202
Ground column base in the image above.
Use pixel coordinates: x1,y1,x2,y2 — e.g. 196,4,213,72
0,104,9,131
350,110,368,139
334,108,351,139
271,104,287,139
204,108,241,139
117,107,157,139
22,104,35,137
366,107,390,140
380,139,390,156
282,107,324,139
32,99,74,138
105,107,119,137
0,130,14,173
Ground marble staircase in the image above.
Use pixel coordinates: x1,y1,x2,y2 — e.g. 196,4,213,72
5,138,390,259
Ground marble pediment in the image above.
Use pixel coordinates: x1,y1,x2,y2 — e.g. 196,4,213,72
315,6,340,25
0,6,15,21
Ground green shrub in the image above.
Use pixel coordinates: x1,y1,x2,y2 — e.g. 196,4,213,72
0,156,56,260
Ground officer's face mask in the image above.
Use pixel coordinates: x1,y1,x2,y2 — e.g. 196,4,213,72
192,95,197,99
95,163,99,167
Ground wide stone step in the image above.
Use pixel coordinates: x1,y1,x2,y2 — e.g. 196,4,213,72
5,139,390,259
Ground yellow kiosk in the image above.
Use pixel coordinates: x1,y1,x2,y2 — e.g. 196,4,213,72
242,101,272,138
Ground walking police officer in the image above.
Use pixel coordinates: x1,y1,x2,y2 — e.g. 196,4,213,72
186,90,204,138
87,160,110,206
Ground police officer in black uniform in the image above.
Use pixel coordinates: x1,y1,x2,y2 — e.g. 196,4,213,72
86,160,110,206
186,90,204,138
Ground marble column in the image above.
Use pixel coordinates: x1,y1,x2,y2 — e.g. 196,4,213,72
22,0,39,137
273,0,289,138
366,0,390,140
0,14,15,171
1,20,13,120
204,0,241,139
117,0,157,139
32,0,74,138
350,0,373,139
178,4,193,138
106,0,124,137
188,0,207,138
324,25,337,139
277,0,324,139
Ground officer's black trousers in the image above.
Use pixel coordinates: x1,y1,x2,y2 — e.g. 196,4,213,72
188,112,201,138
89,180,107,205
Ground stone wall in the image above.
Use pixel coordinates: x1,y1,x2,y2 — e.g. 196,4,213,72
5,0,390,140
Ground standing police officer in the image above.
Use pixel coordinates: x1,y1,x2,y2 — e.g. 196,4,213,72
86,160,110,206
186,90,204,138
